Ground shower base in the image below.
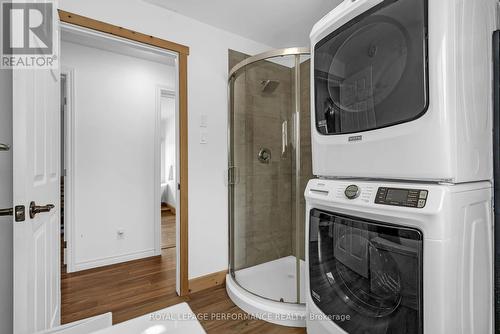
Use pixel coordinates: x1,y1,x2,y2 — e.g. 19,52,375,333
226,256,306,327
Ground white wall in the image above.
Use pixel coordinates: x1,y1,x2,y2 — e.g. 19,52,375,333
0,70,13,334
58,0,273,279
160,95,176,207
62,40,176,271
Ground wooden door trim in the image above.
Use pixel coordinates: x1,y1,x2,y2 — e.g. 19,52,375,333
58,10,190,296
58,10,189,56
178,53,189,296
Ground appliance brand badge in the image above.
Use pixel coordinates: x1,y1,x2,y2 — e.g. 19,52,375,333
312,290,321,302
348,135,362,142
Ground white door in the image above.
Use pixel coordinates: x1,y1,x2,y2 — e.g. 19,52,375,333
12,51,61,334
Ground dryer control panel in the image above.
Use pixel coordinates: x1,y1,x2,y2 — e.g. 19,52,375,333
375,187,428,208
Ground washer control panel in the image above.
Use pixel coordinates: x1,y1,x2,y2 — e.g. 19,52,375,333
375,187,428,208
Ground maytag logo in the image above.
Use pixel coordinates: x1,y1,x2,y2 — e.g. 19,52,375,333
348,135,362,142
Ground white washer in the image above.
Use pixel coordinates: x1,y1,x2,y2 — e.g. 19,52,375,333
310,0,496,183
305,179,493,334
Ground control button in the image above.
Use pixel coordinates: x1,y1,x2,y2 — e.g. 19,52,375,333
345,185,360,199
417,199,426,208
419,191,428,200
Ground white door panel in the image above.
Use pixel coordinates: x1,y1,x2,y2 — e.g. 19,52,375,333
13,61,61,333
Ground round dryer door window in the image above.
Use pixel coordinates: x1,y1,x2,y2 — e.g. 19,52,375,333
314,0,428,135
328,19,408,114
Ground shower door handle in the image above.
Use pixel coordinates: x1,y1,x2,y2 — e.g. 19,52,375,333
282,121,288,155
0,143,10,151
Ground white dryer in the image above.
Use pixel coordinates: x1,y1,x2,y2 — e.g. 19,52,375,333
305,179,493,334
310,0,497,183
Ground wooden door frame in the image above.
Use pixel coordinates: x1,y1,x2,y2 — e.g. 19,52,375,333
58,10,190,296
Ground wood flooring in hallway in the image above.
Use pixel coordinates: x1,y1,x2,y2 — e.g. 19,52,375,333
61,247,306,334
161,210,176,249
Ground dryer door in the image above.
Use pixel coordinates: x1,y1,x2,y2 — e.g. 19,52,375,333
313,0,428,135
309,209,423,334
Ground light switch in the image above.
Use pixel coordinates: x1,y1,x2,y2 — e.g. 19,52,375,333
200,131,208,144
200,114,208,128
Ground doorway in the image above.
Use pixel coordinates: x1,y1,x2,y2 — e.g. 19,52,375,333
58,10,190,299
56,14,187,325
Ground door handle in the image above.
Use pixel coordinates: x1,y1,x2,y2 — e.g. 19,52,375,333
0,206,26,222
0,208,13,216
0,143,10,151
29,201,55,219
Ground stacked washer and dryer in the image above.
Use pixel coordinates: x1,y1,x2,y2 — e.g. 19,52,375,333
305,0,497,333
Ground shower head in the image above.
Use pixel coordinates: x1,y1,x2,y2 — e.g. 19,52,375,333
260,80,280,93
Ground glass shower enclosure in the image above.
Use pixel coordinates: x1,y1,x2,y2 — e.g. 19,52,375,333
227,47,311,326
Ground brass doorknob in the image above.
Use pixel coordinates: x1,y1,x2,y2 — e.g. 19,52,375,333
29,201,55,219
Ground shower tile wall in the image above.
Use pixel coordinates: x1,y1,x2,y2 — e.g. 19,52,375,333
229,50,312,270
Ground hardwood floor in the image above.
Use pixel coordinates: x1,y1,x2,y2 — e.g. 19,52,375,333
61,248,306,333
161,211,176,249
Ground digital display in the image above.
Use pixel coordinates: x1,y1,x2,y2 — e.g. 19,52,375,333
375,187,425,208
385,189,409,203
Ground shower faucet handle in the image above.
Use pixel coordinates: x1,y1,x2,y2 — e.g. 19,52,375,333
258,148,271,164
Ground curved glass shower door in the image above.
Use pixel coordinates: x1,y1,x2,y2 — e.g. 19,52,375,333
228,49,311,305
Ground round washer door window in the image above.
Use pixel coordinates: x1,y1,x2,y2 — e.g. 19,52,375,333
308,209,423,334
332,233,403,318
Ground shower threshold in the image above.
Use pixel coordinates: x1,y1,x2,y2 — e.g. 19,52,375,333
226,256,306,327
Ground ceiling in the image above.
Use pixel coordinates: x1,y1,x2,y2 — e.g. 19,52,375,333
143,0,343,48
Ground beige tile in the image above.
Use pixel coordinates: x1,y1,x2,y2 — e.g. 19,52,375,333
229,49,250,72
228,50,312,270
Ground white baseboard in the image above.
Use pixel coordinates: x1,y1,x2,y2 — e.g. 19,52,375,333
71,249,156,272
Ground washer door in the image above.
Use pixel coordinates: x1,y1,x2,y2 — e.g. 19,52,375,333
313,0,428,135
309,209,423,334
